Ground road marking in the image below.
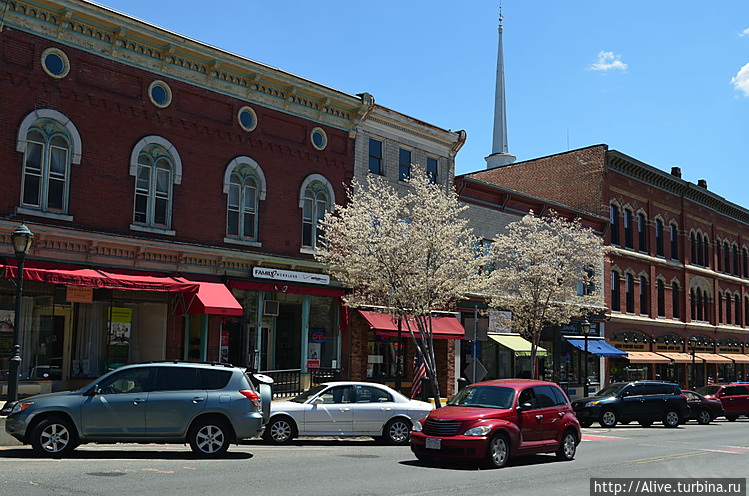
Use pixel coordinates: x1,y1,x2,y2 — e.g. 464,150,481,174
632,451,711,464
698,449,742,454
581,435,626,441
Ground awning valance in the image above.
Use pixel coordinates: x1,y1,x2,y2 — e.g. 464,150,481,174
657,352,699,364
3,261,199,293
228,279,344,297
358,310,465,340
694,353,733,364
626,351,671,363
719,354,749,364
566,338,627,358
488,333,547,357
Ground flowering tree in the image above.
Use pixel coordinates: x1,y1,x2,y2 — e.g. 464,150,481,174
317,168,481,406
484,211,607,380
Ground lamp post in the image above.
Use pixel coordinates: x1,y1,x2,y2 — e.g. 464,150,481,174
689,336,697,390
581,319,591,398
3,223,33,412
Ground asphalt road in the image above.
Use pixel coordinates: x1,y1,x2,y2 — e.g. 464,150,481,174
1,418,748,496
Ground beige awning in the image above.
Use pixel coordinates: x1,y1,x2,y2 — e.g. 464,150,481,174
718,354,749,364
488,334,548,357
657,352,701,364
626,351,671,364
695,353,734,364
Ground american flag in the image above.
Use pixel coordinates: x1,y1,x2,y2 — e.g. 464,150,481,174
411,351,427,399
707,372,714,385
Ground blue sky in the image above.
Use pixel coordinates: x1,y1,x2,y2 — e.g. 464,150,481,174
93,1,749,207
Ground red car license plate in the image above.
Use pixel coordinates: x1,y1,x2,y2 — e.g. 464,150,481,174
425,438,441,450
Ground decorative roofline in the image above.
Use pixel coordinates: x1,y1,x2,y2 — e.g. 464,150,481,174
6,0,373,136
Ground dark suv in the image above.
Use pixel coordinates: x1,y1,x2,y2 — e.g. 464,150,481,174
571,381,690,428
5,361,271,457
697,384,749,421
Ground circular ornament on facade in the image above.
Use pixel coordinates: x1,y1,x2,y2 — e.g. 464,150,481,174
41,48,70,79
237,106,257,132
310,127,328,151
148,80,172,108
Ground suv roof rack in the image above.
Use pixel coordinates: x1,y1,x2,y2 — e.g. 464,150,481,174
145,360,235,368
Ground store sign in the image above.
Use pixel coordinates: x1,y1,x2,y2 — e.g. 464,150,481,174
311,332,326,343
253,267,329,285
66,285,93,303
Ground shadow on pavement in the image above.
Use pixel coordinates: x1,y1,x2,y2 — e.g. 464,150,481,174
0,446,253,460
399,453,559,471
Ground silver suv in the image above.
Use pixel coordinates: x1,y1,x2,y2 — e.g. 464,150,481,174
5,361,271,457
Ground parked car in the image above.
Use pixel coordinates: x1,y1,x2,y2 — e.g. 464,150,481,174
409,379,581,469
696,384,749,421
5,361,271,457
571,380,689,428
263,381,433,445
682,390,724,424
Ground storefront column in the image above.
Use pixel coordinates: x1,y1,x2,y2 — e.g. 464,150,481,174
300,294,310,373
255,292,264,371
200,314,208,362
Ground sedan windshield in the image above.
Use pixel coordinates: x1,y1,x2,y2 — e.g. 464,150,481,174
290,384,328,403
446,386,515,409
596,383,627,397
696,386,720,397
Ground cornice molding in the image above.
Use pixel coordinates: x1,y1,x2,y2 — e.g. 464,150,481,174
6,0,372,136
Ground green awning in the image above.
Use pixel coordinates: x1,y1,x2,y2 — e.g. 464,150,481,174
488,334,548,357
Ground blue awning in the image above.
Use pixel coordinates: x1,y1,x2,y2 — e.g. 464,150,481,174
565,338,627,358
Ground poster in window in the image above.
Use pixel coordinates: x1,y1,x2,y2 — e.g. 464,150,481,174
0,309,14,357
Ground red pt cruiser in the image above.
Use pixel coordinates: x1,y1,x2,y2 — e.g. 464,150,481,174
410,379,581,469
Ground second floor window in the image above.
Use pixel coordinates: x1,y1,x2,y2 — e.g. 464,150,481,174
227,169,258,240
611,271,620,312
726,294,732,325
672,283,680,319
302,183,329,249
655,219,664,256
657,280,665,317
369,138,383,175
624,210,633,249
733,246,740,276
426,156,438,184
134,145,172,228
399,148,411,182
640,276,648,315
638,213,647,252
736,294,741,325
670,223,678,260
626,273,634,313
22,121,71,213
610,205,620,245
724,242,731,274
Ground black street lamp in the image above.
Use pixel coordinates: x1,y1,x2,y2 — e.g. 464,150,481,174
581,319,591,398
3,223,33,413
689,336,697,390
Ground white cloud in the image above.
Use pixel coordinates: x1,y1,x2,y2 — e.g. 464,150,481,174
588,51,628,72
740,28,749,37
732,62,749,96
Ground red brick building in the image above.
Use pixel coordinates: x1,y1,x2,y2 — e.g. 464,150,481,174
465,144,749,389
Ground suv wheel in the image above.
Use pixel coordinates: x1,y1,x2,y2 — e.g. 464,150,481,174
663,410,680,428
555,430,577,461
31,415,77,457
484,433,510,469
697,409,712,425
189,418,231,457
383,418,412,445
263,416,296,445
599,409,618,428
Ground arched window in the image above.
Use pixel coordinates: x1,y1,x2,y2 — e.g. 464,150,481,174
696,235,704,266
657,279,665,317
703,235,710,268
223,157,266,244
670,223,678,260
638,213,647,252
611,271,620,312
733,246,739,276
719,292,724,324
690,233,696,264
22,121,71,213
610,205,620,246
626,273,635,313
129,137,181,233
724,242,731,274
299,174,334,250
696,289,703,321
624,209,633,249
690,288,696,320
726,294,732,325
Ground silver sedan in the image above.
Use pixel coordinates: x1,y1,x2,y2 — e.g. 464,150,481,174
263,382,433,445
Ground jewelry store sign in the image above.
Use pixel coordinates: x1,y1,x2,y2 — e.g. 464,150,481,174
253,267,329,285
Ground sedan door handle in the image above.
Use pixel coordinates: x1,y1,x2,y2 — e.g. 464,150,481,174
192,397,205,403
558,412,565,418
133,398,146,405
381,407,392,411
339,408,350,412
535,414,543,420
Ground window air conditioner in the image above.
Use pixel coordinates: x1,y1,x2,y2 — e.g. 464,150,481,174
263,300,279,316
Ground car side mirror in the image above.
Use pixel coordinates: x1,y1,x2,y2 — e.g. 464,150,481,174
313,397,324,405
516,402,533,411
84,385,101,396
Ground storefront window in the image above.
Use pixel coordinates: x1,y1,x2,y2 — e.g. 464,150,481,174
308,295,340,370
367,335,399,380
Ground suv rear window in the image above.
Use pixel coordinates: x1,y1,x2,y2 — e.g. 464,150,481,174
198,369,232,390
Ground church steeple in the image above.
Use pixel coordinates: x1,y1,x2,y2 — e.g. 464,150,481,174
485,8,516,169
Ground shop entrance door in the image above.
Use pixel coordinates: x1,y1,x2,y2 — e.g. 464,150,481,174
274,303,301,370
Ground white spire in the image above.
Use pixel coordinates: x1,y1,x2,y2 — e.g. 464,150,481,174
486,8,516,169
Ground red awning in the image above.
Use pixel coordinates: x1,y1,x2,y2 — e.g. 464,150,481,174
181,275,243,316
228,279,344,297
358,310,465,340
2,261,199,293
